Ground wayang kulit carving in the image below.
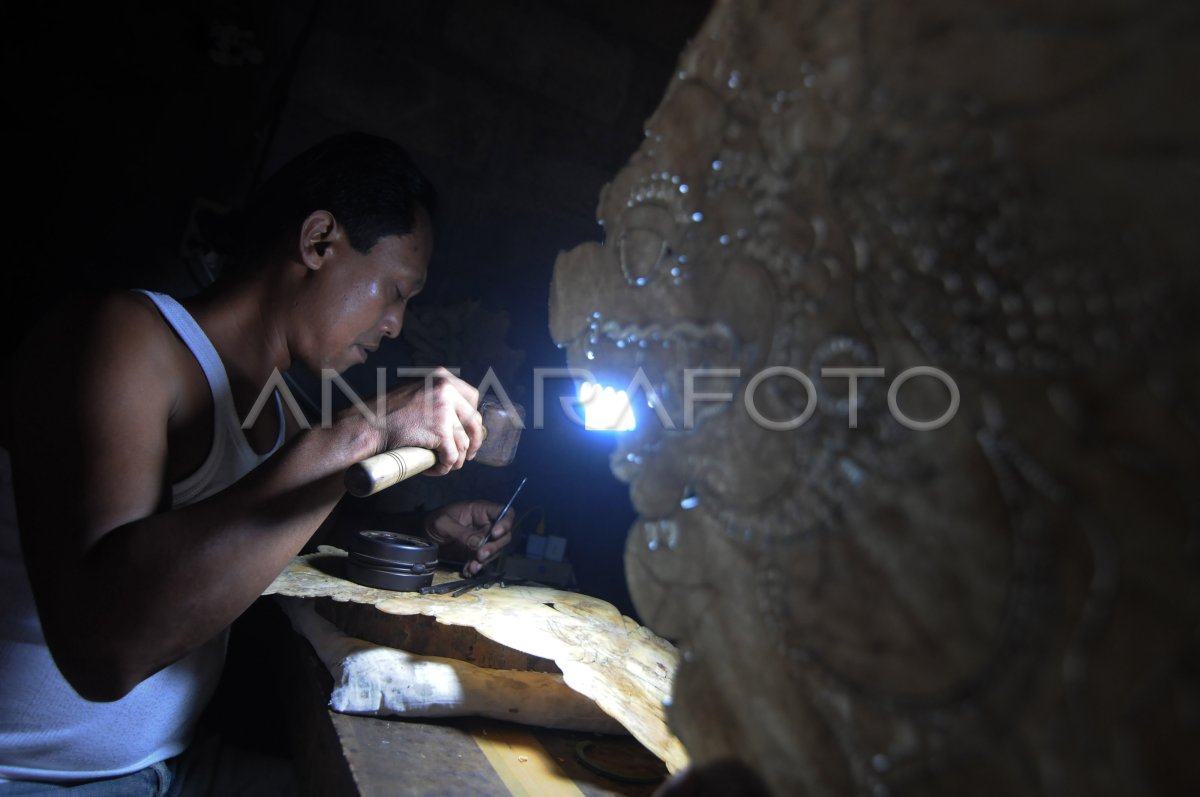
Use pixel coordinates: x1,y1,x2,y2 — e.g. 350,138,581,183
549,0,1199,794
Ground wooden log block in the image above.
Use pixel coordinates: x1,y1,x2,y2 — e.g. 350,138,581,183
265,547,688,774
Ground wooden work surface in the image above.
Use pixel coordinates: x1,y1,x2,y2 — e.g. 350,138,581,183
284,627,668,797
266,548,687,774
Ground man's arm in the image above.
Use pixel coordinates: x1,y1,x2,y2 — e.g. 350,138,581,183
8,295,476,701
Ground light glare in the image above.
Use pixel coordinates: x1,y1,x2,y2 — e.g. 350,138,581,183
579,382,636,431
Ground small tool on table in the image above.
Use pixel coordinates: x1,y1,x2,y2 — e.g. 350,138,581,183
419,572,501,597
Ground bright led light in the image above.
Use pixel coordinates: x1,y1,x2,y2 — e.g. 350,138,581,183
579,382,636,431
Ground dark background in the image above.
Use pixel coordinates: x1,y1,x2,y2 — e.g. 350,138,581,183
4,0,713,619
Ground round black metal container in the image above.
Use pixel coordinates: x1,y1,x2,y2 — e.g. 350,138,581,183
345,530,438,592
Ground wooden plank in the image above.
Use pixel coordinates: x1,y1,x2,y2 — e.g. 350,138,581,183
281,629,363,797
331,713,509,796
468,722,587,797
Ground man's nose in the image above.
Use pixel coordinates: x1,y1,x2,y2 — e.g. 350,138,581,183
379,305,405,338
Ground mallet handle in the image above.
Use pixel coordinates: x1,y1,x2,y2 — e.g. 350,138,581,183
345,448,437,497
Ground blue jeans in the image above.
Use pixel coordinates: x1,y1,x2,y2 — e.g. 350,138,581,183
0,734,296,796
0,763,170,796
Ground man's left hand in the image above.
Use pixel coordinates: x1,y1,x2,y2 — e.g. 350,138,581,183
423,500,515,576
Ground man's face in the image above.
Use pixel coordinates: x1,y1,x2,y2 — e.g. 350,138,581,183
302,212,432,374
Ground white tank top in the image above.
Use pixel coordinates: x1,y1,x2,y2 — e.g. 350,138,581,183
0,291,284,783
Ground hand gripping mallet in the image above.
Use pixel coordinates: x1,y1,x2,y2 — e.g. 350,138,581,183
343,398,524,497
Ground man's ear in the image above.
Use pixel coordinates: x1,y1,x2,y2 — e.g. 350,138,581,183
299,210,338,271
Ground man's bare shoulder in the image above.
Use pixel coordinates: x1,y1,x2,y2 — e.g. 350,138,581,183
10,291,186,409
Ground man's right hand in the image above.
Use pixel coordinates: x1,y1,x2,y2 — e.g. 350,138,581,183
368,367,484,475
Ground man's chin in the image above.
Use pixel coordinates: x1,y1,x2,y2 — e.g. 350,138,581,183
334,345,369,371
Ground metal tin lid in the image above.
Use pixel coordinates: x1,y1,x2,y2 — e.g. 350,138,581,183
350,531,438,565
